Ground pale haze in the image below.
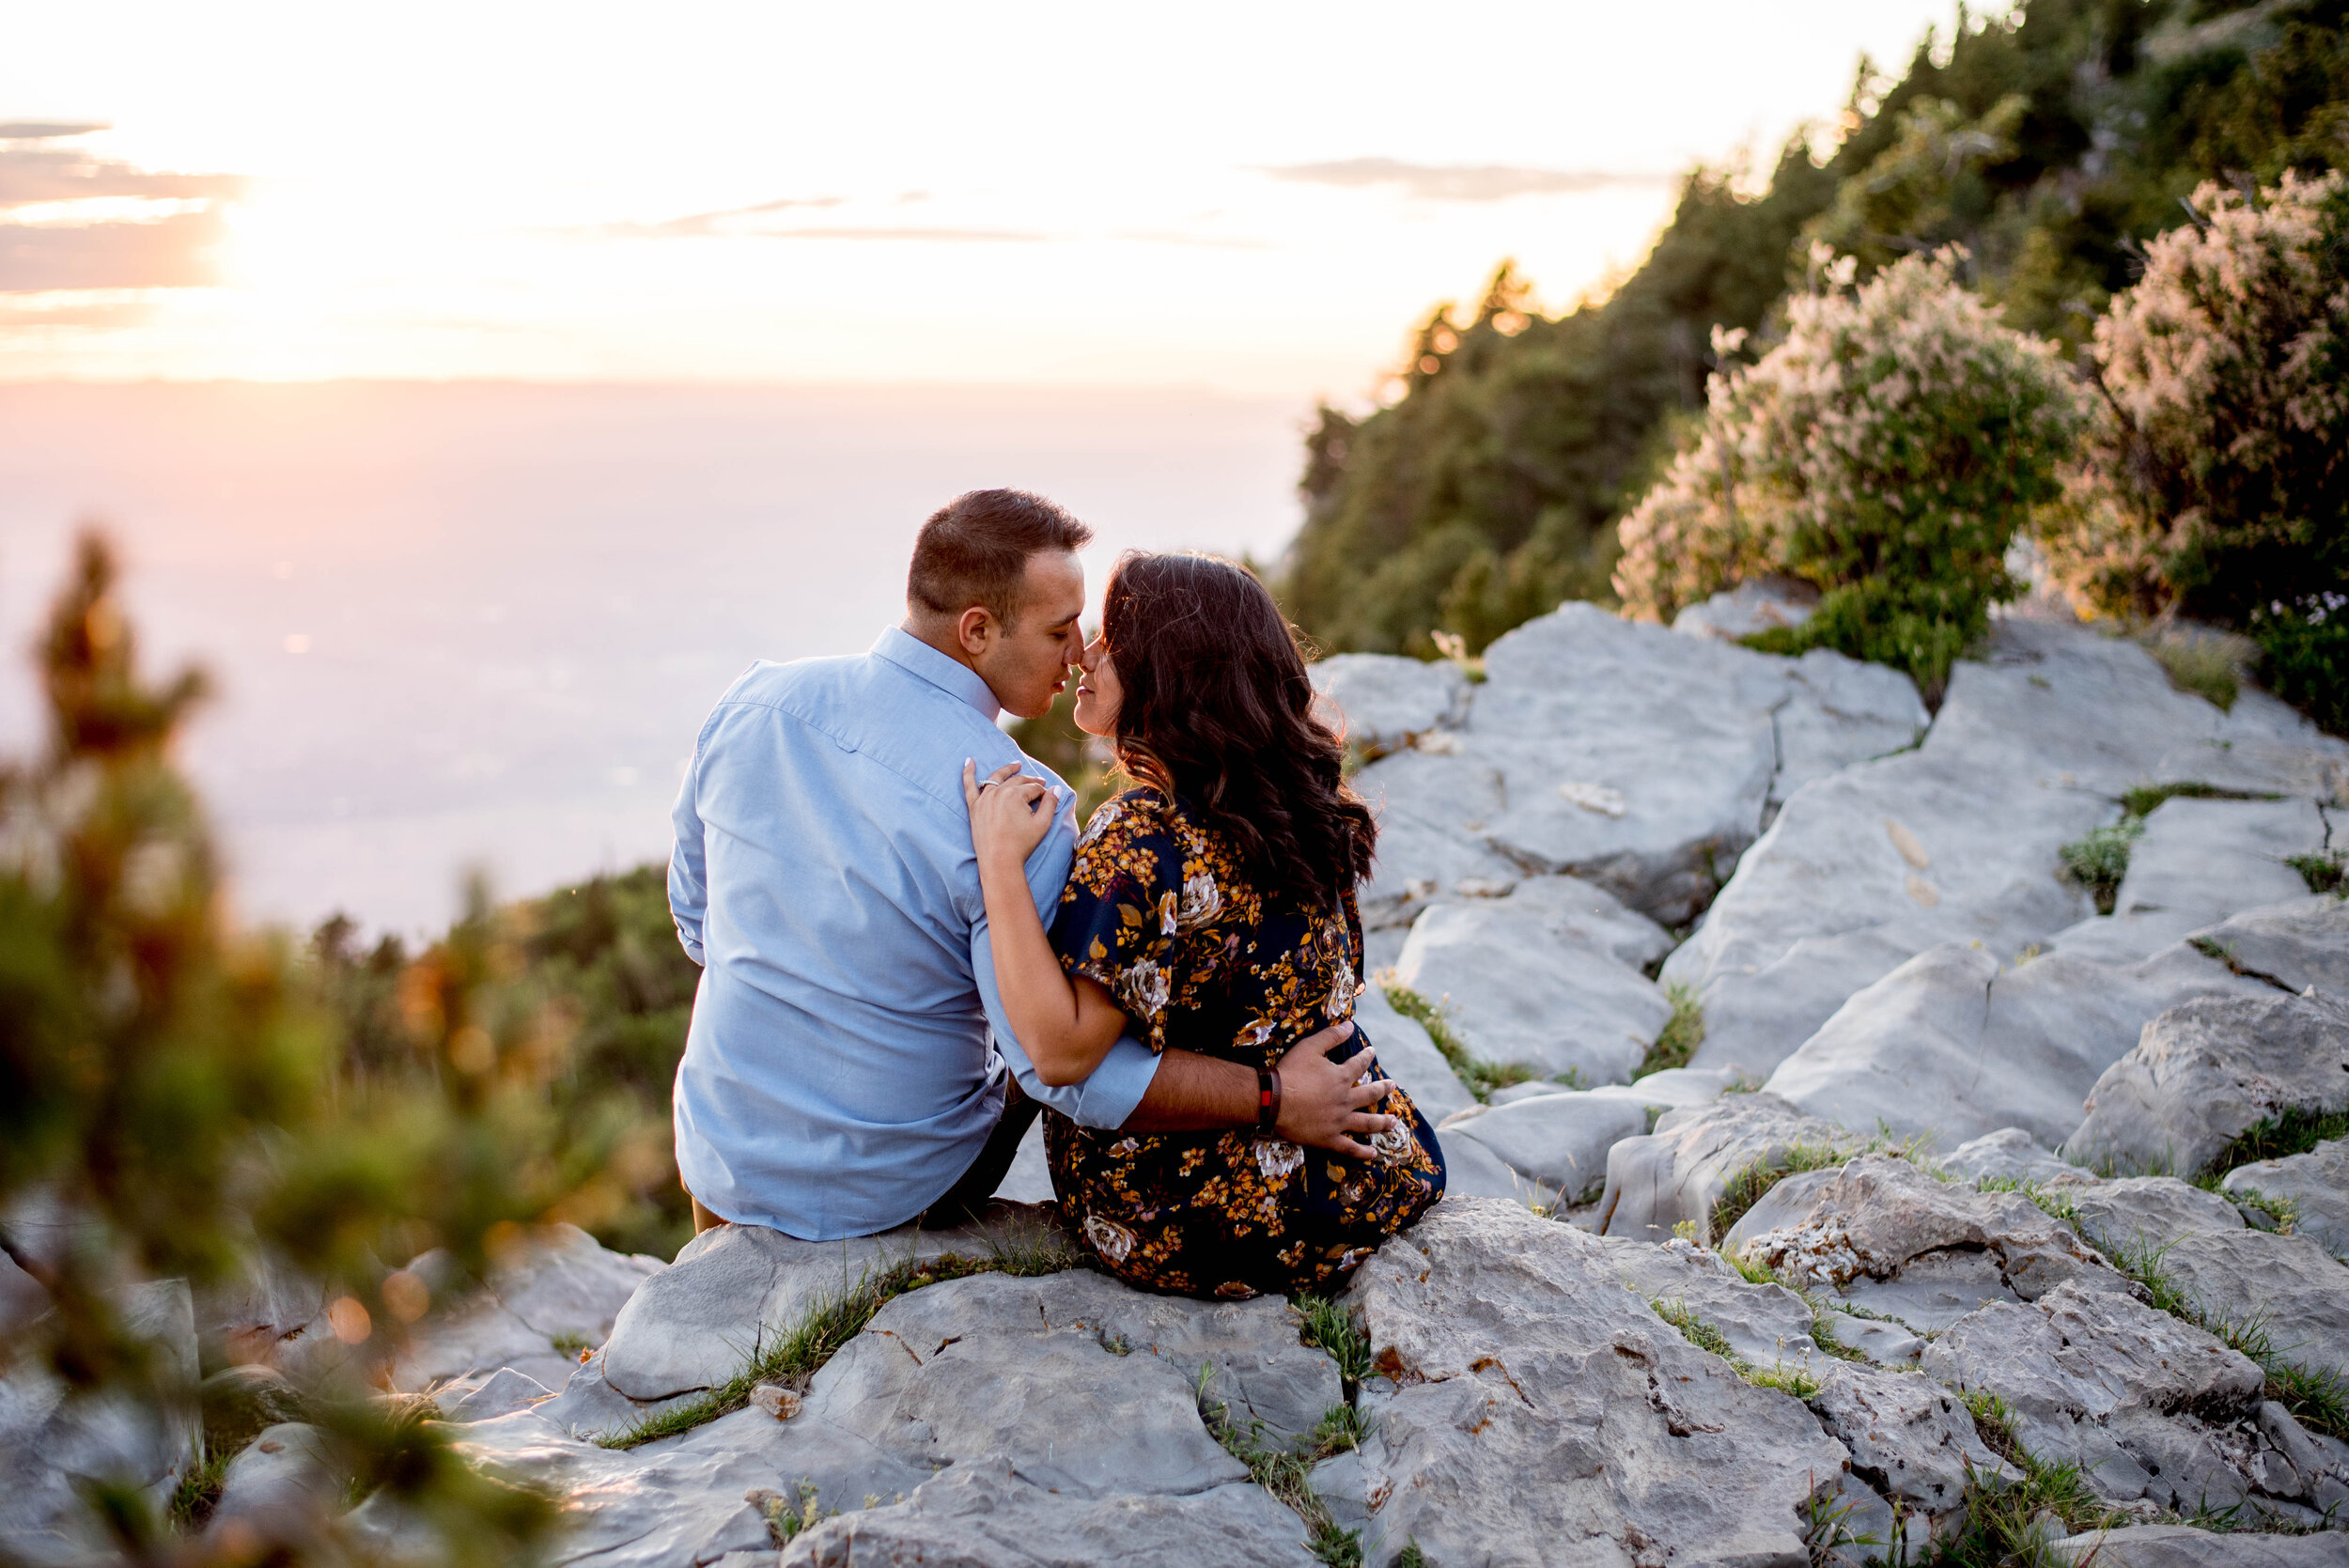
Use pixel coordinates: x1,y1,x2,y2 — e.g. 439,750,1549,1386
2,3,1995,933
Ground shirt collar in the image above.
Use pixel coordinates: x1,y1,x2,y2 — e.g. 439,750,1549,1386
871,625,1002,722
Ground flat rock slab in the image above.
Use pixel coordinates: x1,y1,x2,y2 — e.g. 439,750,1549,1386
2112,797,2326,925
1937,1127,2089,1187
2065,990,2349,1177
1769,648,1930,808
1352,747,1520,928
1394,895,1671,1084
393,1223,663,1396
1593,1093,1850,1244
1765,939,2262,1152
778,1460,1321,1568
2155,1229,2349,1383
1805,1361,2015,1527
1312,653,1468,759
2224,1139,2349,1259
448,1405,928,1568
202,1421,344,1551
1439,1092,1649,1205
801,1276,1250,1498
599,1204,1062,1402
2062,1177,2246,1255
1340,1199,1852,1567
2048,1525,2349,1567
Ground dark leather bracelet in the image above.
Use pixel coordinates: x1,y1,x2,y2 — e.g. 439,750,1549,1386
1256,1066,1282,1134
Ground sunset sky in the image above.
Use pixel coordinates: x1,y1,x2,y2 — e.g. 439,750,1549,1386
7,1,1999,401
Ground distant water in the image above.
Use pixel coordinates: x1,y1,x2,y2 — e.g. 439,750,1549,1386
0,382,1306,935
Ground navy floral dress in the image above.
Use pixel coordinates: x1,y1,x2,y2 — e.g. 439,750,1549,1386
1042,788,1446,1299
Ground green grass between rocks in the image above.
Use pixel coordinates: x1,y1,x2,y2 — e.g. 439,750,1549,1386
1196,1367,1366,1568
1378,979,1545,1101
1635,983,1705,1079
2142,637,2242,713
1703,1140,1852,1243
2286,849,2346,897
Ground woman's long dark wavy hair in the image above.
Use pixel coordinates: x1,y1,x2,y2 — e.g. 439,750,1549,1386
1100,551,1376,912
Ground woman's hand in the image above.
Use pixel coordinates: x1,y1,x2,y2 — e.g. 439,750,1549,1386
964,760,1055,871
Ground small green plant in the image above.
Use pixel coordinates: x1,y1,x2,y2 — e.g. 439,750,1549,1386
1396,1546,1426,1568
2115,780,2267,818
1197,1368,1364,1568
1806,1312,1866,1365
549,1330,592,1358
1380,979,1541,1101
1637,983,1706,1079
1295,1295,1375,1393
168,1447,232,1531
1650,1297,1736,1360
754,1481,832,1545
1938,1452,2124,1564
2287,849,2346,898
1954,1388,2021,1466
1798,1482,1883,1564
2058,818,2144,915
1744,1361,1822,1399
2222,1186,2298,1233
1706,1141,1850,1242
2203,1106,2349,1173
1651,1297,1831,1399
1974,1175,2082,1229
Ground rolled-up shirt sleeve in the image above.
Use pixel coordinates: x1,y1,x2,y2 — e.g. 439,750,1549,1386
972,784,1161,1129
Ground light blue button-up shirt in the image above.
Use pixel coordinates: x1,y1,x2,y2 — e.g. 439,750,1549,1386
668,626,1163,1240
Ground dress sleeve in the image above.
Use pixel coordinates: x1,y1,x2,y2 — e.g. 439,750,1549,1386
1049,796,1184,1055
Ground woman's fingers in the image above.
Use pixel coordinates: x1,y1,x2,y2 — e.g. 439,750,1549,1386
961,758,979,807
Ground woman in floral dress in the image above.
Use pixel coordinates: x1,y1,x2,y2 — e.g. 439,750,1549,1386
964,551,1444,1299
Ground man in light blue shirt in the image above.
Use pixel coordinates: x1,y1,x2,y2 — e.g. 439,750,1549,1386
670,489,1388,1242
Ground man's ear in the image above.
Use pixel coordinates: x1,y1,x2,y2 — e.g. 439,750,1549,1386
956,604,995,657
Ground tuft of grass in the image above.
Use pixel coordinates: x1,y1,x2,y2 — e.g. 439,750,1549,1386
751,1481,834,1545
1806,1312,1867,1365
2116,780,2273,818
1743,1362,1821,1399
2203,1105,2349,1173
2287,848,2346,897
1936,1452,2124,1567
1635,983,1706,1079
548,1330,592,1358
599,1251,1005,1449
1650,1297,1828,1398
1295,1295,1374,1394
2142,637,2243,713
1396,1546,1426,1568
1197,1369,1364,1568
1380,979,1541,1101
168,1446,232,1532
2058,818,2145,915
2214,1182,2298,1233
1705,1140,1850,1243
1954,1388,2022,1467
1974,1175,2082,1229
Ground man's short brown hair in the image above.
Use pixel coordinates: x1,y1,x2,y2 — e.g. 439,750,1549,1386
907,489,1093,627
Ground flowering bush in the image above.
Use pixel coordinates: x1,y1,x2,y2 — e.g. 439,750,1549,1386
1614,244,2086,696
2041,171,2348,643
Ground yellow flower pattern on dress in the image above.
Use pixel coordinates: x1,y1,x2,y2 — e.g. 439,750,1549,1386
1042,788,1447,1298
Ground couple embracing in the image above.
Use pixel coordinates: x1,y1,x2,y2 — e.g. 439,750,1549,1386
667,489,1444,1299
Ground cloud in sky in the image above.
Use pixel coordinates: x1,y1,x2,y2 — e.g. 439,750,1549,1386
1258,157,1675,202
0,123,243,295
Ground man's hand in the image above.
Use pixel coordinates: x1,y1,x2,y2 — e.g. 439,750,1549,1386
1275,1021,1393,1159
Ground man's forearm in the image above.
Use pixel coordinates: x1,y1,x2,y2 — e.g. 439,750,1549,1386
1120,1049,1256,1132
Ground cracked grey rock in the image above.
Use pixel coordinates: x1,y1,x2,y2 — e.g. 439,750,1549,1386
1594,1234,1820,1369
2063,1177,2246,1254
1393,894,1671,1085
599,1204,1060,1402
1922,1281,2266,1509
1769,647,1930,809
2189,895,2349,996
801,1279,1249,1498
1438,1092,1649,1205
1340,1198,1854,1567
2224,1139,2349,1259
1312,652,1469,760
2155,1229,2349,1383
777,1460,1320,1568
1351,747,1521,928
1669,621,2347,1079
1765,939,2261,1153
1729,1156,2129,1328
1818,1312,1925,1366
432,1366,555,1424
2064,990,2349,1177
1804,1361,2017,1530
1594,1093,1850,1244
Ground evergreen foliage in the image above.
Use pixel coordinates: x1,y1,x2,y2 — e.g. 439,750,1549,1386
1281,0,2349,665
